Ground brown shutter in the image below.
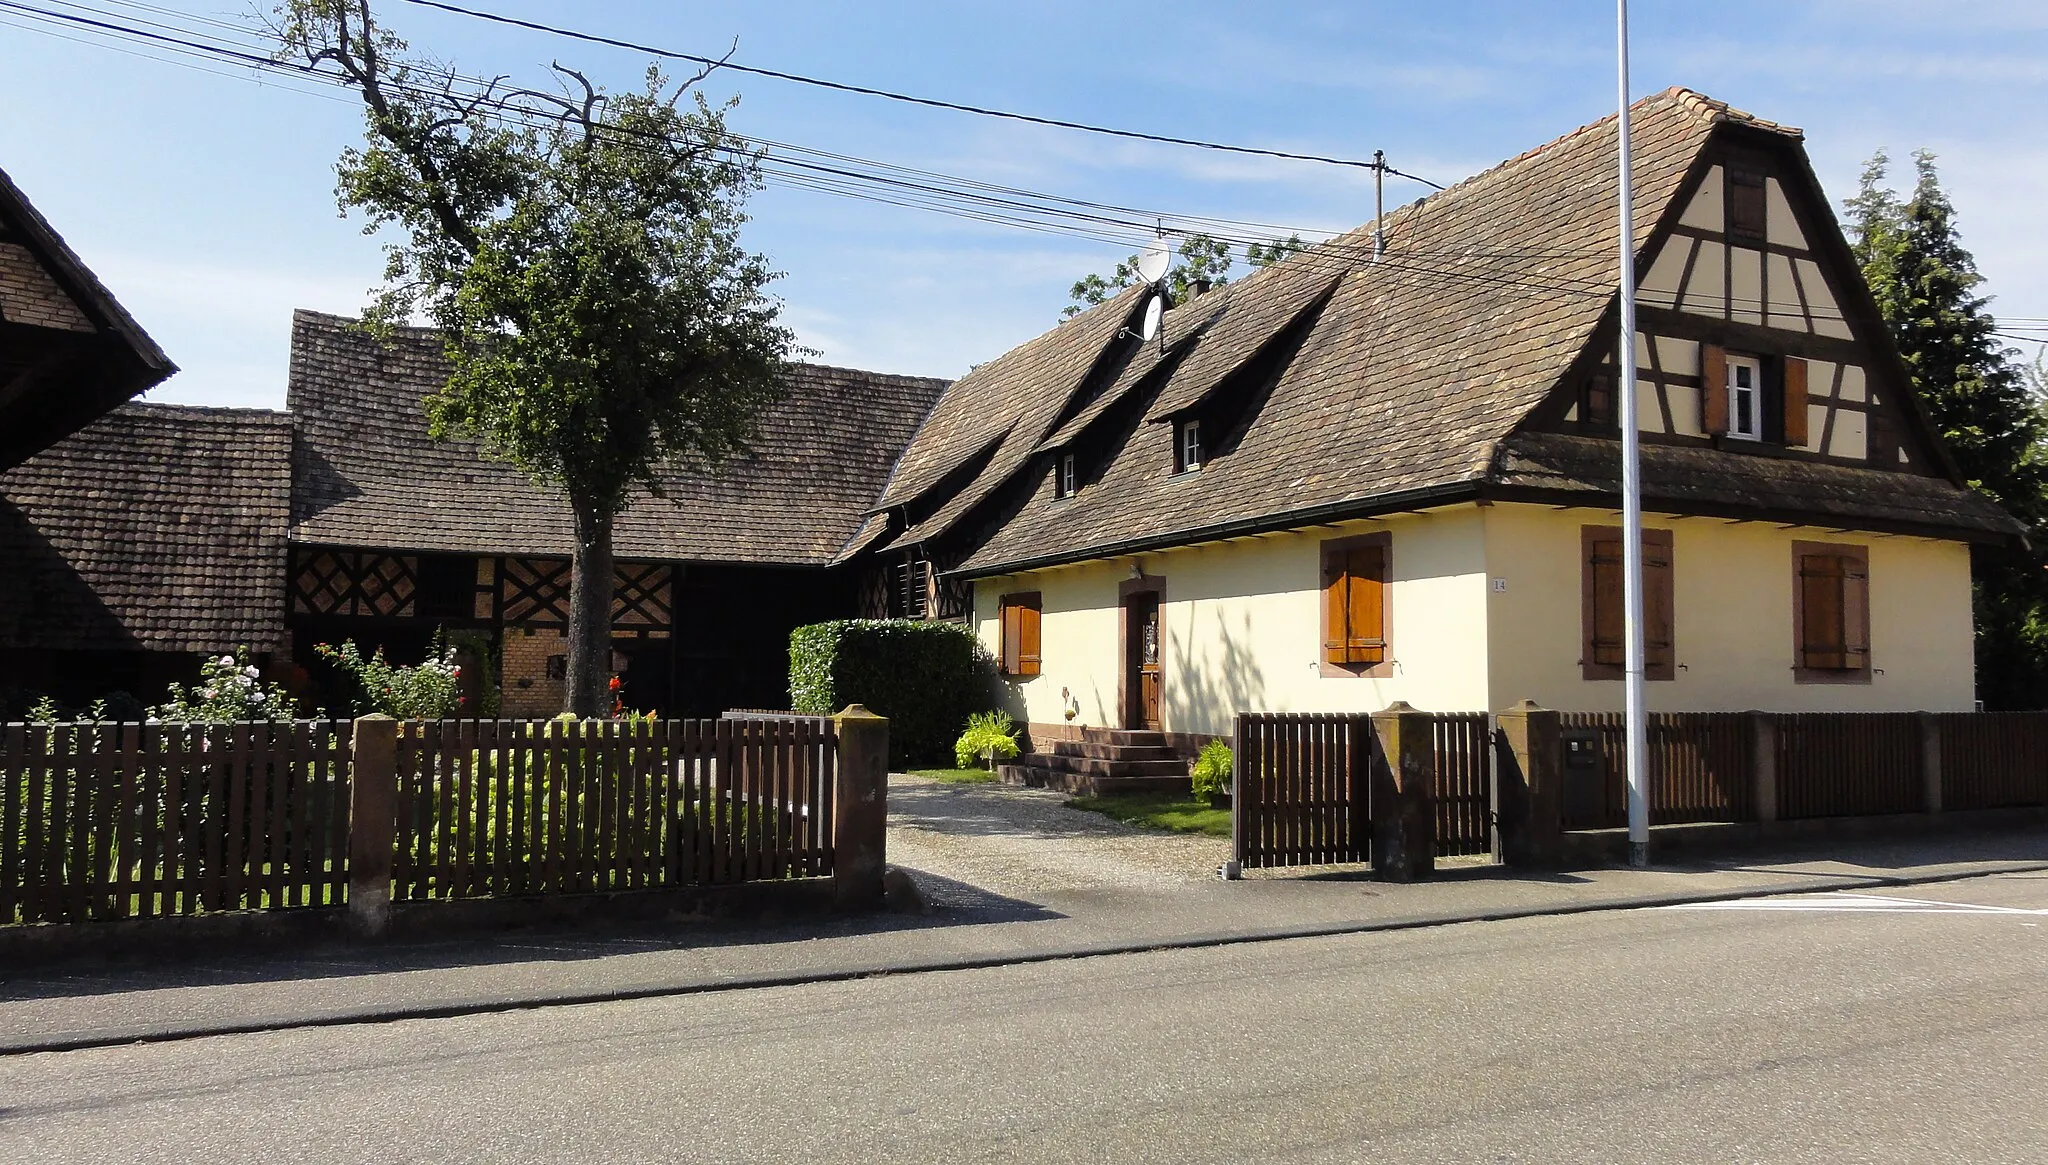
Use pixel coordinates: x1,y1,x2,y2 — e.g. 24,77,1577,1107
1643,531,1675,678
1841,555,1869,670
1345,545,1387,665
1798,554,1848,669
1018,597,1042,676
1701,344,1729,435
1782,357,1810,446
1000,600,1021,674
1587,532,1625,667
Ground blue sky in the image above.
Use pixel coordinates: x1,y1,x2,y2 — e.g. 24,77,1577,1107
2,1,2043,408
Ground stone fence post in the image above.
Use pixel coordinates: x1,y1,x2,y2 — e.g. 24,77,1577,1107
1494,701,1562,869
348,714,398,937
1370,702,1435,882
833,705,890,911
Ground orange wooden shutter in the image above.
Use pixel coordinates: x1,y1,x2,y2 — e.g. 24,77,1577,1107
1588,532,1625,666
1798,554,1848,668
1782,357,1810,446
1018,598,1042,676
1000,600,1021,674
1345,545,1387,665
1323,553,1349,665
1701,344,1729,435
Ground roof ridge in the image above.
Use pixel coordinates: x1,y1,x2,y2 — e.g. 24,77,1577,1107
116,400,292,421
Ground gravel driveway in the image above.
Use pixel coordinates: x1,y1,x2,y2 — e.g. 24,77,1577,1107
886,775,1228,902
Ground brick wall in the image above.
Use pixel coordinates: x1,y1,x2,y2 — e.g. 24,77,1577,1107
0,243,92,332
500,626,567,718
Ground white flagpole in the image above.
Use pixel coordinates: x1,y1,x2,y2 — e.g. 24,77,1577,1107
1617,0,1650,868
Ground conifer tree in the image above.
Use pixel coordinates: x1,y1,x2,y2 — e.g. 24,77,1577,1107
1847,151,2048,706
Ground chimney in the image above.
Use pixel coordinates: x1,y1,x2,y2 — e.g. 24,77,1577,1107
1191,278,1212,298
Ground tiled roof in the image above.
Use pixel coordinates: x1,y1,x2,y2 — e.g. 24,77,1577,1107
947,87,1738,575
1492,432,2023,540
0,166,177,469
287,310,949,565
0,403,292,653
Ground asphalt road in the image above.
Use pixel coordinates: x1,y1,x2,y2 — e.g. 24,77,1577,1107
5,871,2047,1164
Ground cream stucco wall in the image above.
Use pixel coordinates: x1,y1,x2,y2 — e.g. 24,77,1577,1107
973,509,1490,737
1480,503,1976,712
974,501,1978,729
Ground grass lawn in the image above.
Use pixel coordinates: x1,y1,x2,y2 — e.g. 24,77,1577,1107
906,767,1001,785
1065,793,1231,837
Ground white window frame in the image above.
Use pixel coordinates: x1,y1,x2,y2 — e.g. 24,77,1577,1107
1178,419,1203,472
1055,452,1076,499
1727,354,1763,441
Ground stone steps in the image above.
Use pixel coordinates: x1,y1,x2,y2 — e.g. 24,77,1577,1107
997,728,1192,798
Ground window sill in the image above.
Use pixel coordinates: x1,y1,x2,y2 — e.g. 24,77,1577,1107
1793,666,1873,685
1321,660,1394,679
1580,663,1677,682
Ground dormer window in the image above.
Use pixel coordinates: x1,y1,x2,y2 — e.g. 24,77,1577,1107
1726,354,1763,441
1175,419,1203,473
1055,451,1077,499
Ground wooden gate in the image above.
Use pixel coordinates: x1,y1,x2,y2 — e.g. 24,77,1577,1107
1231,713,1374,869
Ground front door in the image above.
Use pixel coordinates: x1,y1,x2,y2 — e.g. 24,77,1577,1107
1124,593,1162,730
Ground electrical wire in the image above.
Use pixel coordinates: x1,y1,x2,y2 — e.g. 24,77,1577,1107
396,0,1447,187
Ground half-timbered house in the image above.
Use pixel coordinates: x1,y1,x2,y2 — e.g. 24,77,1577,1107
852,89,2024,753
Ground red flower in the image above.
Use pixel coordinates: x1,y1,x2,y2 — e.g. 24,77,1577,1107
608,676,622,692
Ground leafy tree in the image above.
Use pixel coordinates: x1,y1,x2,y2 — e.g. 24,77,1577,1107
1063,232,1307,319
274,1,798,716
1847,150,2048,706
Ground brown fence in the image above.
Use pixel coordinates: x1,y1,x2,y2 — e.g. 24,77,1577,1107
1936,713,2048,811
1232,713,1373,869
1,721,352,925
1432,713,1493,857
392,717,838,900
1559,712,1755,830
1776,713,1922,819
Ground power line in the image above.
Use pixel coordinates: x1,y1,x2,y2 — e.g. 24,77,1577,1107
397,0,1447,189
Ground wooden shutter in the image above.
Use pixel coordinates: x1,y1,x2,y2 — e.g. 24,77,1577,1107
1841,555,1870,670
1782,357,1810,446
1017,596,1042,676
1798,554,1848,669
1586,531,1625,667
1000,594,1042,676
1643,531,1675,678
1323,539,1388,669
1343,545,1387,665
1701,343,1729,435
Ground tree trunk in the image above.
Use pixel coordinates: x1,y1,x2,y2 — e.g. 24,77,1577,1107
565,498,615,718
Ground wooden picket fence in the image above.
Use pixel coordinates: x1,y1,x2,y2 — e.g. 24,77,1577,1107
1232,713,1374,869
1,721,352,925
1559,712,1756,829
1938,712,2048,811
391,717,837,901
1431,713,1494,857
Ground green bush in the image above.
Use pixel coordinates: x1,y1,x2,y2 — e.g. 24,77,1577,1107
954,710,1021,770
790,619,1001,768
1191,739,1234,805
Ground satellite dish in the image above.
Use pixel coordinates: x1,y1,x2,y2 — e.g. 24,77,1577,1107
1138,292,1163,342
1135,237,1171,286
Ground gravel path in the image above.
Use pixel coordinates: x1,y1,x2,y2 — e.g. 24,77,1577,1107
886,775,1229,901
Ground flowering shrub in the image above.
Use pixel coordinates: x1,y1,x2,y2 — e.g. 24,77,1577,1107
152,648,299,722
315,637,463,720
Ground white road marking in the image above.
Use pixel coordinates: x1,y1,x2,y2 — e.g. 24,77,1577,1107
1665,890,2048,916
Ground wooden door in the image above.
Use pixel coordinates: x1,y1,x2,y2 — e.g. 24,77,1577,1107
1124,593,1162,730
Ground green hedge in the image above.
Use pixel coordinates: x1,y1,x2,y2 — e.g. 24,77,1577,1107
790,619,1001,768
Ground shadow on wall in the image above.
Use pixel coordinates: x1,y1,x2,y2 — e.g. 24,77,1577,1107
1163,605,1268,736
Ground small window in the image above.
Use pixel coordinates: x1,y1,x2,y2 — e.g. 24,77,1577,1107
1581,526,1675,681
1794,543,1871,682
1055,452,1077,499
1726,355,1763,441
1176,419,1203,473
1729,170,1767,240
1321,534,1390,676
1580,371,1615,432
999,592,1042,677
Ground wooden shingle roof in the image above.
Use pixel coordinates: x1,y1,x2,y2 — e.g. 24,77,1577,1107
0,403,292,654
287,310,949,565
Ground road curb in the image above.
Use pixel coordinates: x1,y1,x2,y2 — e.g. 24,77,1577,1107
9,860,2047,1056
